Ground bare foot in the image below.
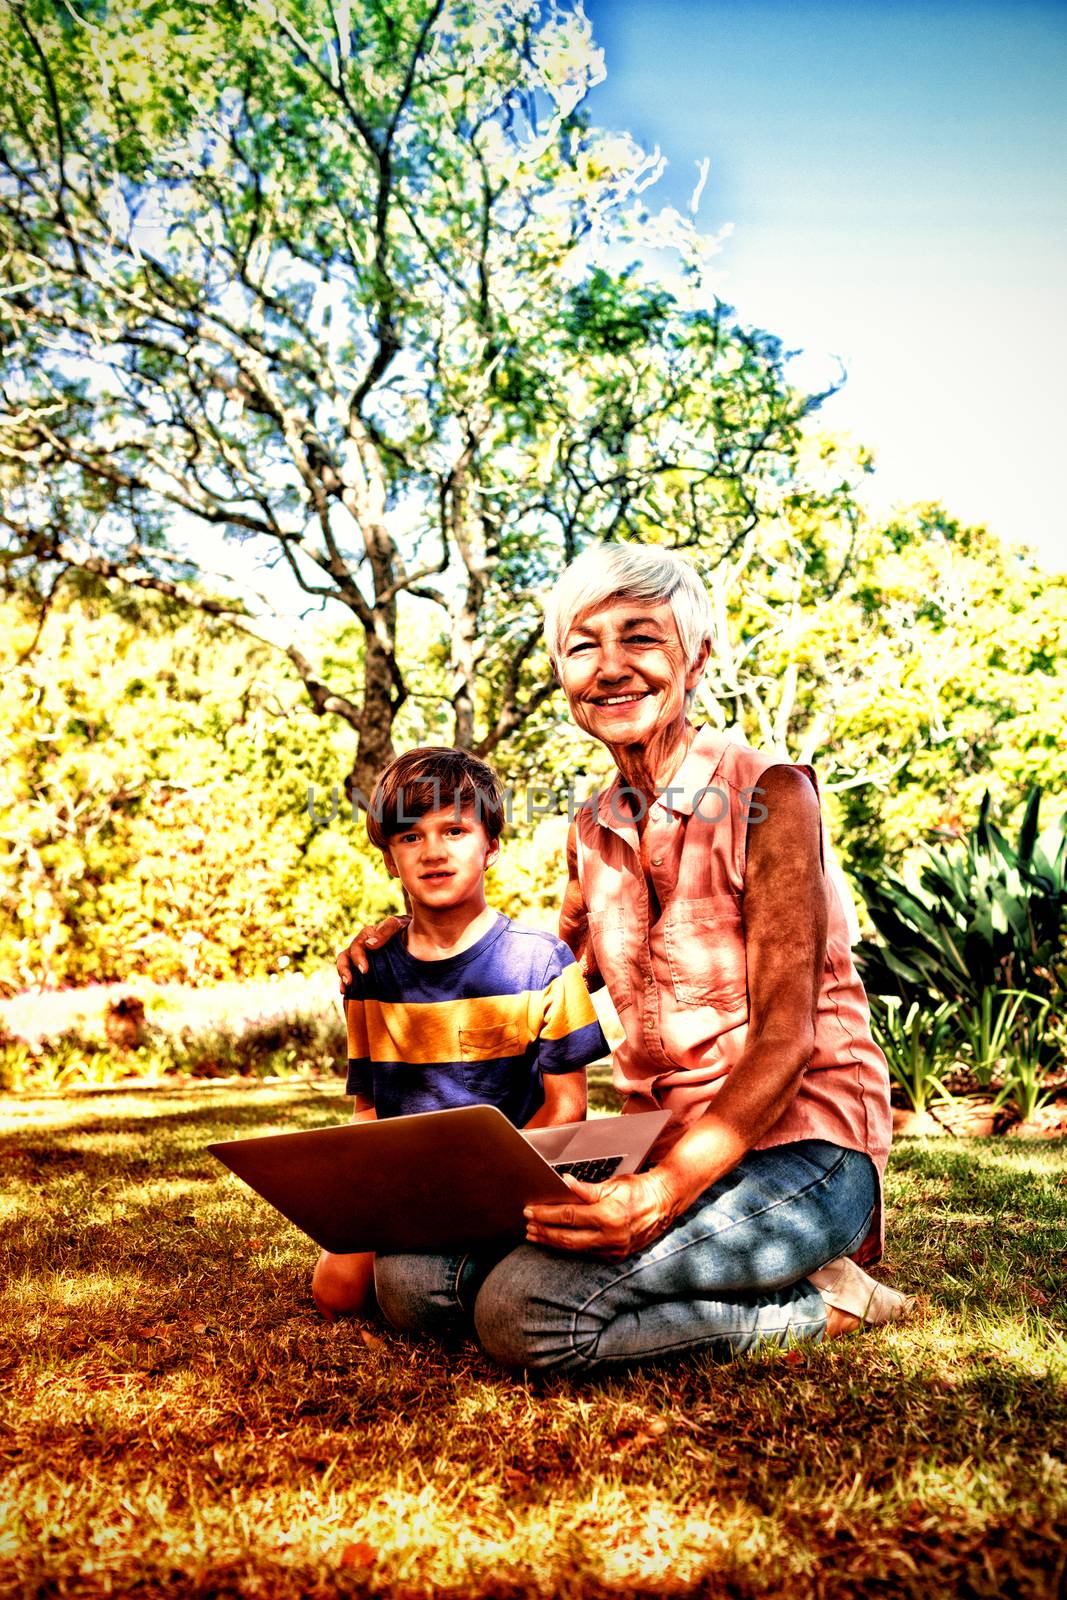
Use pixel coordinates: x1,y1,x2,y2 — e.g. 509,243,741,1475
824,1304,863,1339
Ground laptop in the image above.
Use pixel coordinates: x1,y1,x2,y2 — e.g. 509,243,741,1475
208,1105,672,1255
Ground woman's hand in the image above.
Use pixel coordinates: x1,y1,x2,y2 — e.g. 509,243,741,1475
335,916,411,989
523,1168,679,1261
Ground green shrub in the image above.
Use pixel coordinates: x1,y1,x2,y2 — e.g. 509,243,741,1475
0,591,403,992
868,997,957,1114
857,786,1067,1013
954,986,1042,1089
1,978,349,1092
992,1000,1055,1124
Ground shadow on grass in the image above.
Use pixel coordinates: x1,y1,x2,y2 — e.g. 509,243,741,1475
3,1092,1065,1599
1,1084,346,1143
4,1101,1063,1318
6,1327,1066,1598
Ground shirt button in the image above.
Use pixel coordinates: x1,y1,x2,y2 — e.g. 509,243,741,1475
651,857,663,866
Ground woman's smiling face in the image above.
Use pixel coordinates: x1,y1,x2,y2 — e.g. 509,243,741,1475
557,597,709,750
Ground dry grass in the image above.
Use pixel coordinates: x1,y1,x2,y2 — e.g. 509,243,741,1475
1,1084,1065,1599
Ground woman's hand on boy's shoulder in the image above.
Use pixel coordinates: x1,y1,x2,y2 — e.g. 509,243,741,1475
336,916,411,988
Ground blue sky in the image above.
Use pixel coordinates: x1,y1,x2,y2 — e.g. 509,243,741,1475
579,0,1067,568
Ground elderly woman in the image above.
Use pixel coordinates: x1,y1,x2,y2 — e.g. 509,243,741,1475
338,544,911,1374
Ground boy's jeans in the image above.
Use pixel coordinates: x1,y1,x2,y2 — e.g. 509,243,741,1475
374,1139,877,1375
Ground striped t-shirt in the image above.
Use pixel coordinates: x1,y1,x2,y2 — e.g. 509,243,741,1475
344,912,609,1126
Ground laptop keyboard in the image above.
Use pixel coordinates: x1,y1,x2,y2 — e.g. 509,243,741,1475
551,1155,624,1183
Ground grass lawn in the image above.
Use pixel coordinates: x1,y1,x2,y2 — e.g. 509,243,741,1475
1,1078,1064,1599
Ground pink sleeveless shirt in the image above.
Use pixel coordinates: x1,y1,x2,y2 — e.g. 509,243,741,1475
574,725,892,1265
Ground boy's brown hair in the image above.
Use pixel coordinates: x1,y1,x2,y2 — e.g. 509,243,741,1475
366,746,506,851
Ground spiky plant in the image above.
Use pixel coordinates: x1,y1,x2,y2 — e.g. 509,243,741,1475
856,788,1067,1019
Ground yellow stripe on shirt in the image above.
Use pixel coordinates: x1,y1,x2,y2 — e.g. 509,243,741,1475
347,989,537,1064
539,960,601,1041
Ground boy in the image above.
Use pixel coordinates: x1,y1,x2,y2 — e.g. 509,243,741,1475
312,746,608,1320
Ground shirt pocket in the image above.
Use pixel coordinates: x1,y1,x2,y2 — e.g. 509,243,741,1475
458,1027,526,1116
587,907,633,1013
664,895,747,1010
458,1024,522,1061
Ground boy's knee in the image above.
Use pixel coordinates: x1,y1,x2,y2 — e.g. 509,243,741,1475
474,1248,587,1371
374,1251,490,1341
312,1250,373,1319
371,1254,417,1331
373,1252,453,1335
472,1266,531,1367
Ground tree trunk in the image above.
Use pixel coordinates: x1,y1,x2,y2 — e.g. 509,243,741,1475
347,631,400,805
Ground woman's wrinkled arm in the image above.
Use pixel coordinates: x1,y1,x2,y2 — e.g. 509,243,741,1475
559,819,604,992
524,765,828,1259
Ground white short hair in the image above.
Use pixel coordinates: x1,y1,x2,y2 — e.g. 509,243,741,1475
542,542,715,672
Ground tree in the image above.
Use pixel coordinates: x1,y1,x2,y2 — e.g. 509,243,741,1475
0,0,851,796
814,506,1067,877
0,582,403,991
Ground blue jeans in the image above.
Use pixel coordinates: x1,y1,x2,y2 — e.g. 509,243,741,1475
374,1139,877,1375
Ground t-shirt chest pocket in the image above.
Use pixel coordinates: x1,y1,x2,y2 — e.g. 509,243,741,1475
458,1024,521,1061
458,1023,524,1104
664,895,747,1010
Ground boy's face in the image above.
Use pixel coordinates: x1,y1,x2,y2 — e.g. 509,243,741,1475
383,803,499,914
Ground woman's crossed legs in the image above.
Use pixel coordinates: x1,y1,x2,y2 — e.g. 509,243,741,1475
374,1139,878,1375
